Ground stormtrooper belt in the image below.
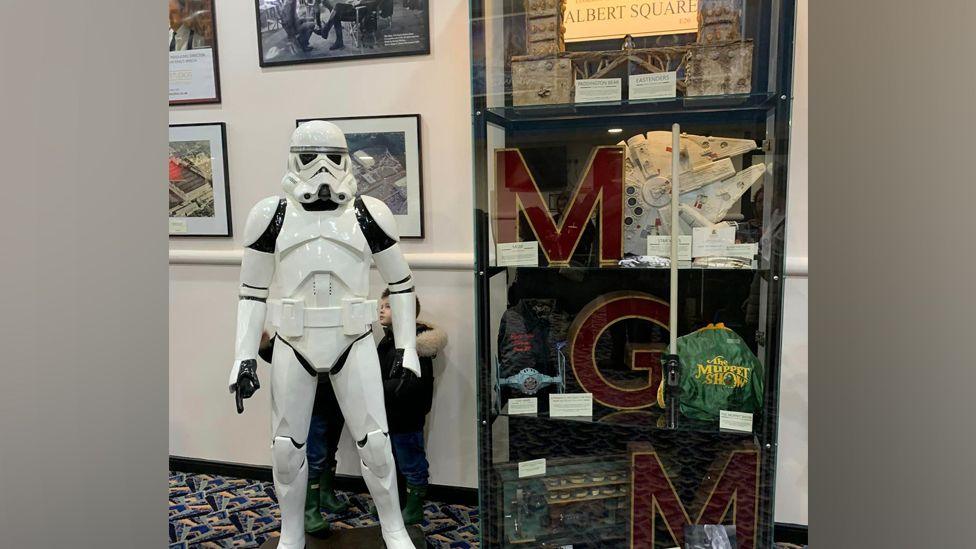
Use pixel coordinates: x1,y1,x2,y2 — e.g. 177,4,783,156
268,297,378,337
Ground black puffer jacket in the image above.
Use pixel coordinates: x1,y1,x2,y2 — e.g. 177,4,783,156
378,322,447,433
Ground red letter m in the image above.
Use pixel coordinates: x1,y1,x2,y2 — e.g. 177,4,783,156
494,147,623,266
631,449,760,548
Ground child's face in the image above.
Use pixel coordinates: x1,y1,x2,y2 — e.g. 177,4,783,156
378,298,392,326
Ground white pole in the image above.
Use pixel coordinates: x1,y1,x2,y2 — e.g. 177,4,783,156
669,124,680,354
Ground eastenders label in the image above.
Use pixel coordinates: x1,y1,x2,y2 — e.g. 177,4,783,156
575,78,622,103
629,71,677,100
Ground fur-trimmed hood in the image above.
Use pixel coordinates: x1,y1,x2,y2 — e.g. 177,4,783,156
416,322,448,358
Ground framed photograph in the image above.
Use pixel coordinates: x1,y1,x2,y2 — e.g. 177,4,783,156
256,0,430,68
297,114,424,238
169,123,232,237
169,0,222,105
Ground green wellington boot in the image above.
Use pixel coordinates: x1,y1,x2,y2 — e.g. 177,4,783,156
318,467,349,514
304,477,329,536
401,483,428,525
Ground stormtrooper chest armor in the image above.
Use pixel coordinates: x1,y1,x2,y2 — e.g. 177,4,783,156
274,202,371,308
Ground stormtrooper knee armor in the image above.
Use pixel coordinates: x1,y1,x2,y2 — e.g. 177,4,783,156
272,436,309,547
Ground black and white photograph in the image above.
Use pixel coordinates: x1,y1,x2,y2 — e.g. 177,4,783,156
168,0,222,104
169,123,232,236
256,0,430,67
298,114,424,238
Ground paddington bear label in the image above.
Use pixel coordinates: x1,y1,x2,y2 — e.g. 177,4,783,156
550,393,594,417
719,410,754,432
518,458,547,478
575,78,622,103
507,397,538,415
630,72,677,100
496,241,539,267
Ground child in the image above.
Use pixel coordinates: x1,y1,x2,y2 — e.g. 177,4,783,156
377,289,447,525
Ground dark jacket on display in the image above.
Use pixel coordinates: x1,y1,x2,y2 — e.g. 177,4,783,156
497,299,558,378
378,322,447,434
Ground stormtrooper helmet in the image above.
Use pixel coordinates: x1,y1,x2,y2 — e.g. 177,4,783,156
283,120,357,205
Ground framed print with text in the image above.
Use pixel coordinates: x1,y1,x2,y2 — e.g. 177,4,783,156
169,123,232,237
169,0,222,105
256,0,430,68
297,114,424,238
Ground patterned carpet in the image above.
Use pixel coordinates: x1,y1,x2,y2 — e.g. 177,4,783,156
169,471,803,548
168,471,479,548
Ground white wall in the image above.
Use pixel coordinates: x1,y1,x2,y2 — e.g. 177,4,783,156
169,0,809,510
168,0,479,487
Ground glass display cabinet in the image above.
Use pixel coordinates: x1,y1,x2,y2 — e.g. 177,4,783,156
470,1,797,547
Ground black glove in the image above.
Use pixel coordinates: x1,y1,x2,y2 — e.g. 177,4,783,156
234,359,260,414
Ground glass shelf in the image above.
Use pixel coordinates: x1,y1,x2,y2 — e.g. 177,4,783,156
493,406,760,440
483,92,781,128
485,262,767,278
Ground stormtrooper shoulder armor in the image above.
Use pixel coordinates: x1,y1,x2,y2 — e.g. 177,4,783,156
354,195,400,253
243,196,287,253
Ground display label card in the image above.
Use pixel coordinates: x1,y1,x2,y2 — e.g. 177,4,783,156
692,226,736,258
169,219,188,234
169,49,216,102
575,78,622,103
496,241,539,267
719,410,754,433
518,458,547,478
507,398,538,415
549,393,593,417
724,242,759,259
629,72,677,100
647,235,692,260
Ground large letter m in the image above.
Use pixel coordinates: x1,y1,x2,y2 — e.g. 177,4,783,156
631,449,760,548
493,147,623,266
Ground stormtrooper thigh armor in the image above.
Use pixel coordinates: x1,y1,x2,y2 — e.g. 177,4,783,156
230,121,421,549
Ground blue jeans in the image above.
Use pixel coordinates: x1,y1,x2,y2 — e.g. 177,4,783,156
307,410,343,479
390,431,429,487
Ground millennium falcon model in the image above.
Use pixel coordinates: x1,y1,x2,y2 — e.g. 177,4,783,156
620,131,766,256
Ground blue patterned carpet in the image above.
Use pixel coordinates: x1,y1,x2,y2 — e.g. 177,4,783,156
168,471,479,548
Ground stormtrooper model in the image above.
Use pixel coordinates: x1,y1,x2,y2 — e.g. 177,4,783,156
229,121,419,549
